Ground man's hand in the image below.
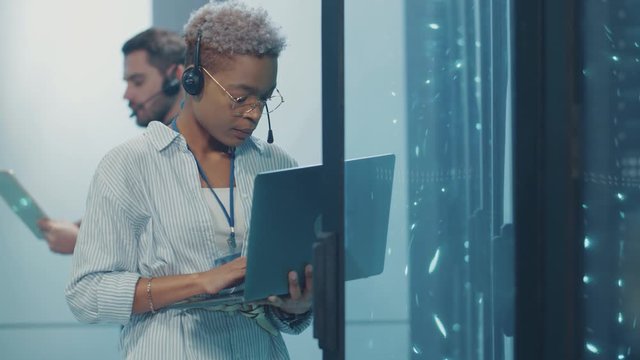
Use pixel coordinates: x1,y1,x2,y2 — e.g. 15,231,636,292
37,218,79,254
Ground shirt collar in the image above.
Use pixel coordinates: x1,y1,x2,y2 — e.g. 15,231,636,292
145,121,266,154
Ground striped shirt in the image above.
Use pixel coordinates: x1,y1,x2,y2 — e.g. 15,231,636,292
65,121,311,359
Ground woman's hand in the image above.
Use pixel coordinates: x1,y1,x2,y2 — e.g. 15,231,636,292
267,264,313,315
200,256,247,295
133,257,247,314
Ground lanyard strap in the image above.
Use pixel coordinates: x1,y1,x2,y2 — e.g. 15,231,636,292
171,120,237,250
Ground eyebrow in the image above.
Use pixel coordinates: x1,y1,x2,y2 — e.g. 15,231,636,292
124,73,145,82
228,83,276,97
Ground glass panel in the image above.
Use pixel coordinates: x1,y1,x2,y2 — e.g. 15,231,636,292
344,0,514,359
581,1,640,358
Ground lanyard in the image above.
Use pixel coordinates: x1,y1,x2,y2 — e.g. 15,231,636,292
171,120,237,250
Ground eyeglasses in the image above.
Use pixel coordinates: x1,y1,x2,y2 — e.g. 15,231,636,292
201,66,284,115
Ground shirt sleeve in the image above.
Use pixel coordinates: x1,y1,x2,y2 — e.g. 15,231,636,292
65,155,147,325
265,306,312,335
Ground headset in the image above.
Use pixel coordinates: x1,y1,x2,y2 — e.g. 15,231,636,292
181,31,275,143
129,66,181,118
162,72,181,96
181,32,204,96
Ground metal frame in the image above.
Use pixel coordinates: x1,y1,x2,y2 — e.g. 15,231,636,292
513,0,583,358
314,1,345,359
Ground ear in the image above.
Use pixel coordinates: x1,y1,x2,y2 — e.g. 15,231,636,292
163,64,183,79
174,64,185,80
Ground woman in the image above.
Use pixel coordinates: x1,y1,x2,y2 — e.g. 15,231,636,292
66,2,312,359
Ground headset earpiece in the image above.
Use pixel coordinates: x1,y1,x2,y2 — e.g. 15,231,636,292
181,32,204,96
162,77,181,96
182,67,203,96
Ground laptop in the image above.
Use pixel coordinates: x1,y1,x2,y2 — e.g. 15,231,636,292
169,154,395,309
0,170,48,239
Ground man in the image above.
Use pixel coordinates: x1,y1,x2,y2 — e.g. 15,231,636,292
38,28,186,254
123,28,185,126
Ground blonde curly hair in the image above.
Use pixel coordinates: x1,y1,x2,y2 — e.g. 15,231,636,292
183,0,287,71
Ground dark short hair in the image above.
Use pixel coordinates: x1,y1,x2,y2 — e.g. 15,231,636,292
122,28,186,71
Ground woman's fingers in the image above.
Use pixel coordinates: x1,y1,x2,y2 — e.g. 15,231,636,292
304,264,313,295
288,271,302,300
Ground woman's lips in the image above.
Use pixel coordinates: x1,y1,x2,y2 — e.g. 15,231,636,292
232,128,253,139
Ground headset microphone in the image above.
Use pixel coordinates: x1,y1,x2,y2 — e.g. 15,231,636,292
266,117,274,143
265,104,274,143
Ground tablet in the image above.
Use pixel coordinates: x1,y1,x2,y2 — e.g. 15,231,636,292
0,170,47,239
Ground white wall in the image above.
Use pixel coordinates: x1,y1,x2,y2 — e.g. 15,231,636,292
0,1,152,359
241,0,323,168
